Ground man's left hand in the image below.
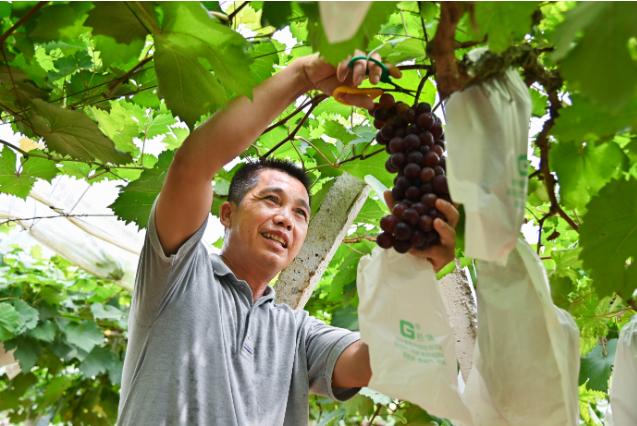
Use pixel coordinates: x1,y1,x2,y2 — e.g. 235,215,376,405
383,191,459,272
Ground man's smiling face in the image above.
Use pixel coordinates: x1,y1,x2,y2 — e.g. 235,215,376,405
220,168,310,274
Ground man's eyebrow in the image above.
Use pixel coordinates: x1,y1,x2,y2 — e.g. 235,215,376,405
259,187,310,212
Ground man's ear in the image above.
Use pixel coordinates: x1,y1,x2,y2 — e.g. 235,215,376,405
219,201,234,228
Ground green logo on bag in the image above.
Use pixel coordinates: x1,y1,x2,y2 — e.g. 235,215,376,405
400,320,415,339
517,154,528,177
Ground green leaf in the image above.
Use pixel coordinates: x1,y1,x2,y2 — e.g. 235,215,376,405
154,36,227,128
86,2,150,43
529,88,547,117
94,35,145,71
304,2,397,64
109,150,174,228
41,376,72,406
91,303,124,321
340,152,392,188
473,2,539,52
62,320,104,353
260,2,292,29
580,178,637,298
550,140,627,210
28,320,56,342
29,99,133,164
0,302,22,341
7,336,40,371
579,338,617,392
553,3,637,109
549,2,603,61
250,40,279,84
27,3,90,42
373,37,426,64
154,2,257,128
552,96,637,142
0,148,32,199
331,305,358,331
89,100,146,155
12,300,39,332
79,346,115,378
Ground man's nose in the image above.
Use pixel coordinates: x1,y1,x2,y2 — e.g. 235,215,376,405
274,210,293,231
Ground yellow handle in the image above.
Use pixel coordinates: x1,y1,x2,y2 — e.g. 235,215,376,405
333,86,384,105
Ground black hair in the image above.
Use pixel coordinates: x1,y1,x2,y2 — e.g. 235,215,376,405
227,158,311,205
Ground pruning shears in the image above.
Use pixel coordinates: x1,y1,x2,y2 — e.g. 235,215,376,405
333,55,402,105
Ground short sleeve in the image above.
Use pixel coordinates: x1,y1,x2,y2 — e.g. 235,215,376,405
131,197,209,326
304,315,361,401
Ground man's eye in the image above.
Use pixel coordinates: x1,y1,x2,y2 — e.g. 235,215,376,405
265,195,278,202
297,209,308,219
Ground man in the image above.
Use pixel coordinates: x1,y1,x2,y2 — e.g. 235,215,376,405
117,53,458,425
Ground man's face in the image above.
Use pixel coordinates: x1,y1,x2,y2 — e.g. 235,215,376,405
221,169,310,273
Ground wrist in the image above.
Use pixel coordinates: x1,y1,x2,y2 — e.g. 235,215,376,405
289,56,316,96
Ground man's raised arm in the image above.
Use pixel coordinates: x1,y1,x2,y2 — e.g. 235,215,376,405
154,54,381,255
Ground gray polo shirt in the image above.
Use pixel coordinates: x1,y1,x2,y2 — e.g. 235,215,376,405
117,205,360,425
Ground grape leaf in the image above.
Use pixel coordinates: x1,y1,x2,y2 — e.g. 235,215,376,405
85,2,150,43
153,2,257,127
331,305,358,331
29,99,133,164
79,346,115,378
0,302,22,341
372,37,426,64
91,303,124,321
250,40,279,84
553,96,637,142
304,2,397,64
0,151,60,199
26,3,90,42
4,336,40,371
260,1,293,29
0,148,33,199
28,320,56,342
473,2,540,52
549,2,603,61
579,338,617,392
62,320,104,353
41,376,73,406
94,35,145,71
12,300,39,332
89,100,146,155
109,150,174,228
580,178,637,298
550,140,627,210
553,2,637,109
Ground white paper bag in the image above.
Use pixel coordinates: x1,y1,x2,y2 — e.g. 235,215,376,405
463,239,580,426
608,314,637,426
357,248,473,425
445,52,532,264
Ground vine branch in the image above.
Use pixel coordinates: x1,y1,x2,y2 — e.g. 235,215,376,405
0,1,48,45
260,95,328,159
1,213,115,227
0,138,146,171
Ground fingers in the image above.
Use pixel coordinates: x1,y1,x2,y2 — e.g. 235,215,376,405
434,217,456,248
337,55,350,82
368,52,383,84
435,199,460,228
351,49,367,86
383,190,395,210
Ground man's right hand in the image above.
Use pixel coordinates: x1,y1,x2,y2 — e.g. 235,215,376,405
294,51,385,110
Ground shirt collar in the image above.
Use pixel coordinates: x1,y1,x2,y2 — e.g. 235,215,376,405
211,254,275,305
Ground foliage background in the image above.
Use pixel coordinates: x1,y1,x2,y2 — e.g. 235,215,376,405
0,1,636,424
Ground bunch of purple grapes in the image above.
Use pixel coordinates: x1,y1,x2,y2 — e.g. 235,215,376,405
371,94,450,253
